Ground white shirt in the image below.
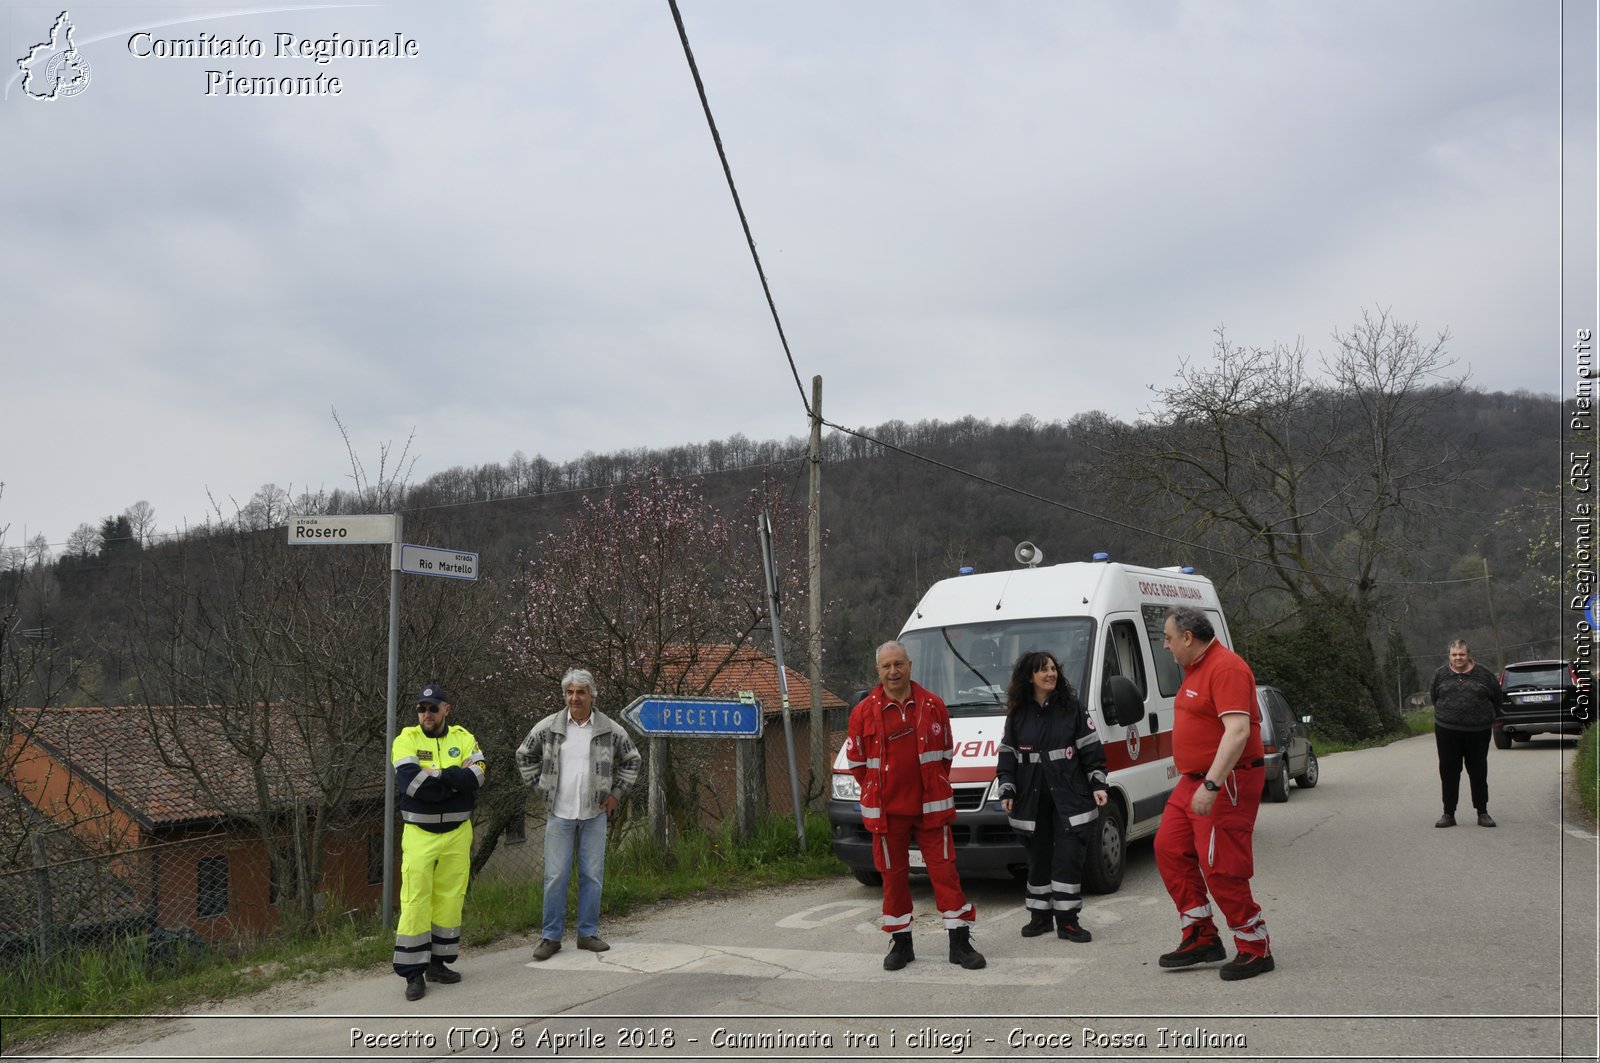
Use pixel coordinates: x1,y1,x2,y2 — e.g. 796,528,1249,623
552,712,595,820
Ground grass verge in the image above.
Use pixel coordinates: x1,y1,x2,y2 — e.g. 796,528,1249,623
1572,723,1599,825
4,812,846,1049
1308,707,1434,755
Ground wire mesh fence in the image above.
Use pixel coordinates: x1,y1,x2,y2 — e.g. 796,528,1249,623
3,708,850,979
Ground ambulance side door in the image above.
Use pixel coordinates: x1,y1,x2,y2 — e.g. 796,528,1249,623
1099,612,1169,833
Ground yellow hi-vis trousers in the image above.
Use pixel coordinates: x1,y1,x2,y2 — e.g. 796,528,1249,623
393,821,471,977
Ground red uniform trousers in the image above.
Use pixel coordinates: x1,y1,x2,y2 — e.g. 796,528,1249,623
871,814,975,933
1154,769,1270,958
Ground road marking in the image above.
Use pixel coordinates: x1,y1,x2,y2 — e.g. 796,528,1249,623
524,942,1090,985
775,902,878,929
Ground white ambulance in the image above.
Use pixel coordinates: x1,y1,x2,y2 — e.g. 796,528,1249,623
829,550,1235,893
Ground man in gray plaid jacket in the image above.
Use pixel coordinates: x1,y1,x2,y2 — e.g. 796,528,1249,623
516,668,641,960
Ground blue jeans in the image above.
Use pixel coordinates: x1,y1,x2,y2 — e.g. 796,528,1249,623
542,812,608,940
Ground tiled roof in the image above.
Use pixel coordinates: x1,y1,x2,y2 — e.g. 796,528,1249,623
659,645,848,715
0,779,147,938
12,706,384,828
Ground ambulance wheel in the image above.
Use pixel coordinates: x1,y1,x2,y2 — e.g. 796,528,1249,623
851,868,882,887
1083,801,1126,895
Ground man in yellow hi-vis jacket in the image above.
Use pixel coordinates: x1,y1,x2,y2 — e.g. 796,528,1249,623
391,682,485,1001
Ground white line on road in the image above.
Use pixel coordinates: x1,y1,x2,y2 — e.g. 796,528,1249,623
524,941,1090,985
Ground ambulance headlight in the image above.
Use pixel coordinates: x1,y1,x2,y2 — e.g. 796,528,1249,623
985,778,1002,803
831,774,861,801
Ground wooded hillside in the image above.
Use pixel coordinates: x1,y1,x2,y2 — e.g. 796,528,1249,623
4,387,1562,733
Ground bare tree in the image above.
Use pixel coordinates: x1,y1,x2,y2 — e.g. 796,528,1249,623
499,471,813,834
1090,307,1465,737
123,501,157,547
122,433,495,928
64,524,98,561
0,520,115,963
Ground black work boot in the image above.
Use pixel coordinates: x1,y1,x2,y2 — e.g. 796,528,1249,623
1057,914,1092,943
425,960,461,984
883,931,915,971
1158,926,1227,968
947,926,986,969
1020,910,1055,937
404,974,425,1001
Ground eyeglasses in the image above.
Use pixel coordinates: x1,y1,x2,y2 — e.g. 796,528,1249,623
417,705,442,714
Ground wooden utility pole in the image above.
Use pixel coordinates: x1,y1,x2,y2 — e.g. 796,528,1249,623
1483,557,1504,671
808,376,827,808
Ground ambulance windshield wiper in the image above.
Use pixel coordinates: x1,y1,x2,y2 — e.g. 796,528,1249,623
945,697,1002,709
941,628,997,691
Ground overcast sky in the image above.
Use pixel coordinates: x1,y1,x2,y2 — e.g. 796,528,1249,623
1,0,1593,551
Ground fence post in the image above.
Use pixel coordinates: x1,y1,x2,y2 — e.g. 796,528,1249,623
647,737,670,848
31,834,56,966
733,739,762,840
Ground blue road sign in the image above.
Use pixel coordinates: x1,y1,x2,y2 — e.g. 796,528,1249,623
621,695,764,738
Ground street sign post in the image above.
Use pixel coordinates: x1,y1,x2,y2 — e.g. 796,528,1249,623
399,544,479,581
286,514,397,545
282,512,477,933
621,695,764,738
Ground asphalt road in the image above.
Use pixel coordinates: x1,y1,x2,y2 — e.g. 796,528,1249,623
18,733,1599,1063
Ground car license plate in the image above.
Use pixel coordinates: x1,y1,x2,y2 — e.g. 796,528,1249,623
908,848,925,868
1522,694,1555,703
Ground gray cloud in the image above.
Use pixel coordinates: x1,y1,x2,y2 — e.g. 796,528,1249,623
0,0,1582,549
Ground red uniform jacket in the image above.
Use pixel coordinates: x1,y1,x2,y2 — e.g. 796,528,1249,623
845,681,957,833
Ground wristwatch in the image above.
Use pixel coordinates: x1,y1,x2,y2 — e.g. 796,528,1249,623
1202,779,1221,792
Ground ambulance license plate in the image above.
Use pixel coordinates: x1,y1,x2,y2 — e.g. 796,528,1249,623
908,848,925,868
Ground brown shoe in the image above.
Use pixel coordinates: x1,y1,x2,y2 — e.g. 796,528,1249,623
576,934,610,952
1435,813,1456,828
531,937,561,961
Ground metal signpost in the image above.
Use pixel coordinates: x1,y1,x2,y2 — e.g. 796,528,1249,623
287,514,477,930
760,507,807,850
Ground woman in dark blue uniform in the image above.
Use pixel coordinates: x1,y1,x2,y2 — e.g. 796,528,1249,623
997,650,1109,942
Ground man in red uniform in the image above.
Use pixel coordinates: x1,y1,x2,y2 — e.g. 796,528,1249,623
1154,607,1275,981
846,640,985,971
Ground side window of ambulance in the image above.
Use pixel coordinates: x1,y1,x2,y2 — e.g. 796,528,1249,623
1102,620,1148,699
1141,605,1183,697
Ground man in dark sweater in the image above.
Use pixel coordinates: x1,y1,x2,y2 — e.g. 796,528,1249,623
1428,640,1505,828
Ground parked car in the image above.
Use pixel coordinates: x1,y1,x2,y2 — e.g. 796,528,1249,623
1256,685,1319,802
1495,659,1591,748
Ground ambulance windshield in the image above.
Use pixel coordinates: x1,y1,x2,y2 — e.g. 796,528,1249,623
898,618,1095,718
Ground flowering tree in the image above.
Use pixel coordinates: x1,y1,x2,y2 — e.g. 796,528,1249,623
498,471,813,831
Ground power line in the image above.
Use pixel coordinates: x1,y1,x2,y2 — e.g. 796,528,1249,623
666,0,811,419
661,4,1489,595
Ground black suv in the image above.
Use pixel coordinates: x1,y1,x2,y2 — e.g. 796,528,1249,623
1495,660,1592,748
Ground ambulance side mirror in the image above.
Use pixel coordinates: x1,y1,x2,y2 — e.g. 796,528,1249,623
1101,676,1144,727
